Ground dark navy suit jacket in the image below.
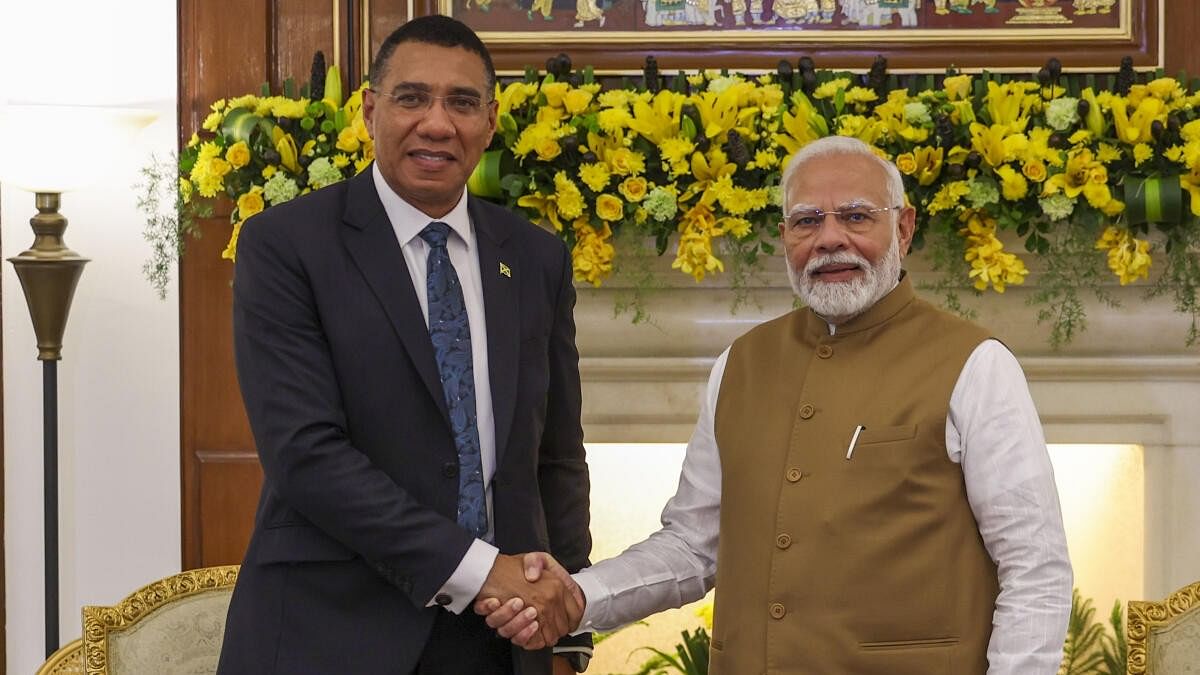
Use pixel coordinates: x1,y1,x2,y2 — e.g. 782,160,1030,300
217,167,592,674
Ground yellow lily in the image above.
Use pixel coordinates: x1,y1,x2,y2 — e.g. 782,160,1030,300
692,81,752,141
1110,96,1166,145
628,90,685,144
983,81,1037,133
913,146,944,186
774,91,827,158
272,126,300,173
681,148,736,203
970,123,1027,168
1080,87,1106,137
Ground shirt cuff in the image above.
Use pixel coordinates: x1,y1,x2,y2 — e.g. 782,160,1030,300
425,538,499,614
570,568,607,634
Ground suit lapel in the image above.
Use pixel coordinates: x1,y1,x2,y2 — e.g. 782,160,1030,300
341,170,449,424
470,197,520,464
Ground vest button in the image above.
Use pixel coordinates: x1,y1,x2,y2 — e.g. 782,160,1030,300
775,533,792,549
817,344,833,358
769,602,786,619
442,462,458,478
786,468,803,482
799,404,815,419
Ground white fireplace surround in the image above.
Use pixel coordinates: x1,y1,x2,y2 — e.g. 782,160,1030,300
572,259,1200,602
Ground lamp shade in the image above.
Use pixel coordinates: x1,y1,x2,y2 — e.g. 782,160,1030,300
0,103,157,192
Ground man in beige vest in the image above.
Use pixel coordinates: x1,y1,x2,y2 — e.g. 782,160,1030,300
479,135,1072,673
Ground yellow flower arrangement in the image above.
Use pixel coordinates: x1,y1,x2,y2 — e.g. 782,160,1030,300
176,56,1200,346
178,58,373,263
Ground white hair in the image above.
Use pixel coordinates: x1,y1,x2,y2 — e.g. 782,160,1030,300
779,136,906,214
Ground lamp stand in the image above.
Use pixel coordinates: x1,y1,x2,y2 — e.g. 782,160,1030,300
7,192,89,657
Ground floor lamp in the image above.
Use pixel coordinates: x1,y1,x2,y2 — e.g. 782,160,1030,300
0,103,155,657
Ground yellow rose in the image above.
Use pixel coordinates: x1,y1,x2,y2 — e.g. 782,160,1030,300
541,82,570,108
618,176,648,202
237,188,266,219
535,137,562,161
895,152,918,175
225,141,251,169
563,89,594,115
943,74,973,101
1022,160,1047,182
336,126,361,153
595,194,624,221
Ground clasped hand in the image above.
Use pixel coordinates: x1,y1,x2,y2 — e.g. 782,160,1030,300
475,552,584,650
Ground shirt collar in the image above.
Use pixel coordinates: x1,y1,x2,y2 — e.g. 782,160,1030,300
372,163,472,248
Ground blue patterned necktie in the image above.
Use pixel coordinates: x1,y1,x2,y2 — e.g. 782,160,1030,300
420,222,488,539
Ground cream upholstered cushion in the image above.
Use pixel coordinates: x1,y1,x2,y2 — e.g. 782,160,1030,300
82,566,239,675
1146,604,1200,674
1129,580,1200,674
106,588,233,673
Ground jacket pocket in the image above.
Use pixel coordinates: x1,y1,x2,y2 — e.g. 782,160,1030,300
860,636,958,650
854,424,918,446
253,522,357,564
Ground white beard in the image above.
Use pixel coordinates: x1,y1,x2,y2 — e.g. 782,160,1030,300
787,231,902,322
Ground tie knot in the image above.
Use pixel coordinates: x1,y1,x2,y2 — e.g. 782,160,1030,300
420,221,451,249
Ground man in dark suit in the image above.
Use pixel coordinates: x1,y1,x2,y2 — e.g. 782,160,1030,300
217,15,593,675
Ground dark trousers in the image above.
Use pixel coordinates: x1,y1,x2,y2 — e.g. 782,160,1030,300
416,609,515,675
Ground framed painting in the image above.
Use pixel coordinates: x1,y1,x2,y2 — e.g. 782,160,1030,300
404,0,1161,73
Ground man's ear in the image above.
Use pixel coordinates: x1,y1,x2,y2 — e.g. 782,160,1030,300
896,206,917,258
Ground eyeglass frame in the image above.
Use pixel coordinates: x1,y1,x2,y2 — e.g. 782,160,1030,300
367,88,496,118
781,203,906,237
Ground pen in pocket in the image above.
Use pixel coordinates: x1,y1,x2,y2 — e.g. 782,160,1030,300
845,424,866,460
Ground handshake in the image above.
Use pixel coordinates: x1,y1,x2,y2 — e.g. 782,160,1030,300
474,552,584,650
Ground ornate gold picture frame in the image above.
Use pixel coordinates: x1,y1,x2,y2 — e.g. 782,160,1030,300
413,0,1159,72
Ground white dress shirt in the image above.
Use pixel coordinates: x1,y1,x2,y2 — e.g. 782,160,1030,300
372,166,499,614
574,337,1073,674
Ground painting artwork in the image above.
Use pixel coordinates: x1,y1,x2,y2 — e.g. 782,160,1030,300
439,0,1123,39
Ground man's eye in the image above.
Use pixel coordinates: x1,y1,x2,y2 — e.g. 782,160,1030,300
844,211,870,223
394,93,426,107
448,96,480,112
794,216,819,227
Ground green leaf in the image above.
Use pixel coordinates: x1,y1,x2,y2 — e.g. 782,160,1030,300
220,108,262,143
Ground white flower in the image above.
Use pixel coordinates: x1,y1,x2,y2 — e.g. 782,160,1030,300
1045,97,1080,132
1039,193,1076,221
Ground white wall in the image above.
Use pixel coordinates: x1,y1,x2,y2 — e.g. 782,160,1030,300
0,2,180,672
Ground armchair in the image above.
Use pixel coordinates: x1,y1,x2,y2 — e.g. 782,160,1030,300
1128,579,1200,673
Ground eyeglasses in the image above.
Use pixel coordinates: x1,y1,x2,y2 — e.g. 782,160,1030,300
782,205,903,237
369,89,493,118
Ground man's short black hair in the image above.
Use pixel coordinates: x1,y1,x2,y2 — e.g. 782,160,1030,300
369,15,497,94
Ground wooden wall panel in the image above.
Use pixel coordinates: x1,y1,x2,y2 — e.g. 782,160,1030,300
197,451,264,566
1164,0,1200,77
271,0,348,94
179,0,346,570
365,0,411,83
